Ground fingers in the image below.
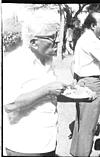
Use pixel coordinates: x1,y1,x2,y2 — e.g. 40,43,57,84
49,82,68,95
56,89,63,95
56,87,66,95
61,88,66,93
55,90,62,95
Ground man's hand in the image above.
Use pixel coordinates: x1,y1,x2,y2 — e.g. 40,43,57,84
47,81,67,96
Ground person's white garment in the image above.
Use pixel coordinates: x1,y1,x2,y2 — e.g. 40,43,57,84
71,29,100,156
66,28,73,42
66,28,74,55
74,29,100,76
3,46,58,153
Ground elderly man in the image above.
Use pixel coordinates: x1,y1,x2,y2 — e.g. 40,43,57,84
3,23,70,156
70,11,100,157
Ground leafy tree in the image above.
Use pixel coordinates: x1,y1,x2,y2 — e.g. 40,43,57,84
57,4,88,60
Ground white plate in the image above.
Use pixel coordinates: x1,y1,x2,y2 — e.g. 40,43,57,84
63,85,96,99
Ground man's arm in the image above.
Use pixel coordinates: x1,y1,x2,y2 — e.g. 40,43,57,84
4,82,67,113
4,85,49,113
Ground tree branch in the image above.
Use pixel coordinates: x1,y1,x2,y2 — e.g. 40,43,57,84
73,4,88,19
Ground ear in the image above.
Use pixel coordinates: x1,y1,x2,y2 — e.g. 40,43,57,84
91,23,96,31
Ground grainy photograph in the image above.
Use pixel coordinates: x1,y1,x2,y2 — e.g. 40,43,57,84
2,3,100,156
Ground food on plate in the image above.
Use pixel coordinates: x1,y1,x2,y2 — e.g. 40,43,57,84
63,85,96,99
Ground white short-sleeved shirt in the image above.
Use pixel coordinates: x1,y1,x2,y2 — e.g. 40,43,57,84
3,46,57,153
74,29,100,77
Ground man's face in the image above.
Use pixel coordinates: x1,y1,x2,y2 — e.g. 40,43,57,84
93,13,100,39
31,38,54,65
